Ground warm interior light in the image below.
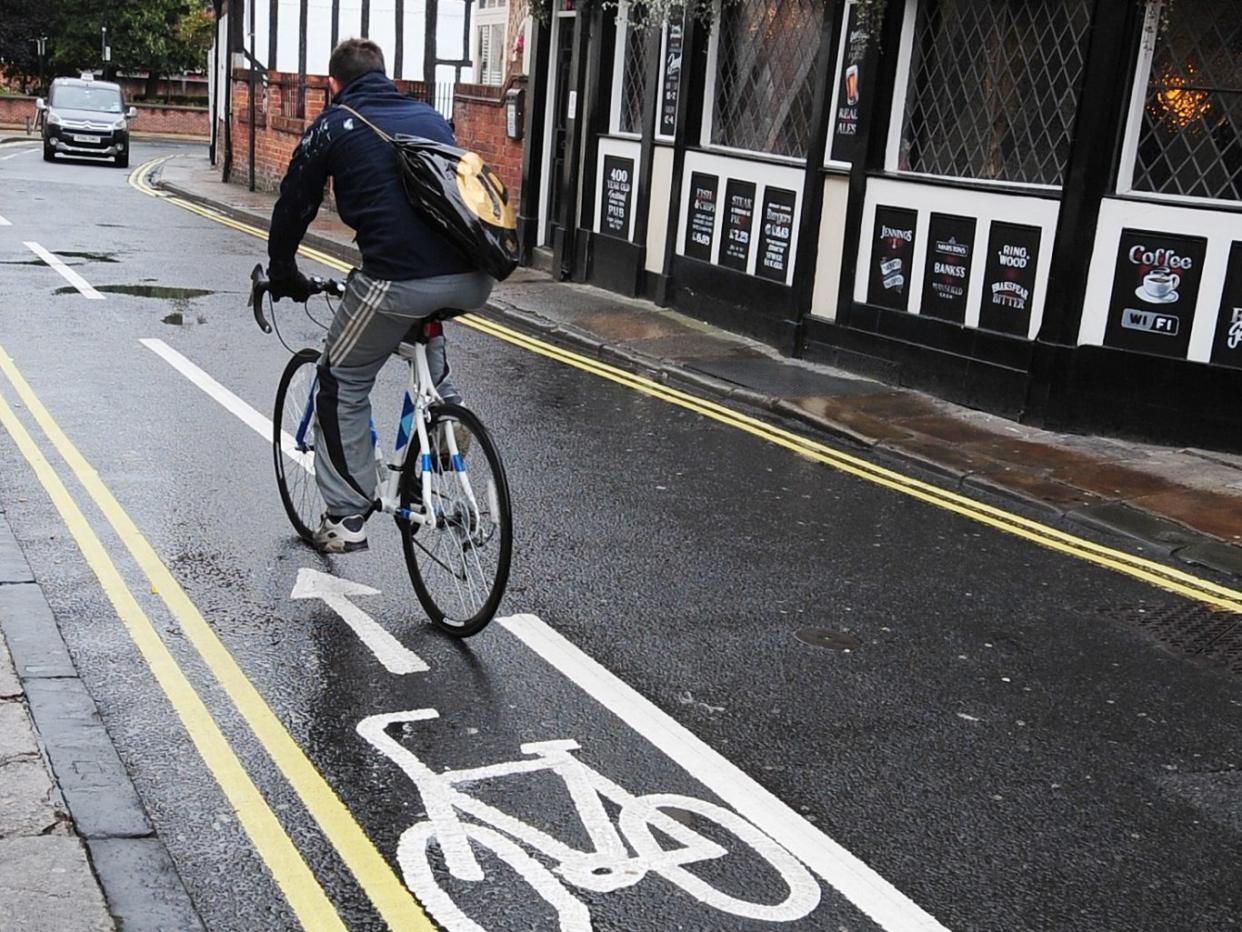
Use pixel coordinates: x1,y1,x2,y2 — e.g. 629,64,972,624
1153,62,1211,128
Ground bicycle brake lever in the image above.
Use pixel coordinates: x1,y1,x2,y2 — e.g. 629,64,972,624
250,263,273,334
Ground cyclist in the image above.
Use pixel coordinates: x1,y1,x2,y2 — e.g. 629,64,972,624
266,38,493,553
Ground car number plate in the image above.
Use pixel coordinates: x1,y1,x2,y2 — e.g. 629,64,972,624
72,134,97,143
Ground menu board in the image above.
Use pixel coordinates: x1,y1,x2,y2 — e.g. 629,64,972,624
659,22,683,136
867,205,918,310
756,187,796,283
828,4,873,164
977,222,1042,336
919,214,975,323
1210,241,1242,369
718,179,756,272
601,155,634,239
684,172,718,261
1103,228,1206,358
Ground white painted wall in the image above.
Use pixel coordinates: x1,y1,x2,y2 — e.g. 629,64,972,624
809,174,851,320
1079,198,1238,361
645,145,675,273
853,177,1061,338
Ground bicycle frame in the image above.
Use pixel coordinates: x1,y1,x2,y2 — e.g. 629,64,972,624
293,339,483,529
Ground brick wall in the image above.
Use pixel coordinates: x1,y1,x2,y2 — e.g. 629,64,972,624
452,78,526,208
0,95,208,137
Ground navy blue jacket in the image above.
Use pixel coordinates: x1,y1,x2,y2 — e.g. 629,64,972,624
268,71,473,281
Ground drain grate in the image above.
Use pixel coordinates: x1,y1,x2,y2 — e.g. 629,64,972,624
1100,603,1242,675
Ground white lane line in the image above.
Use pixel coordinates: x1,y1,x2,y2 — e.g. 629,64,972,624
0,149,35,161
0,212,11,225
140,338,313,473
499,613,951,932
291,569,428,674
23,241,103,299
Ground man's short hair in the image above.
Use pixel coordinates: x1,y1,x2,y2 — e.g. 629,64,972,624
329,38,386,87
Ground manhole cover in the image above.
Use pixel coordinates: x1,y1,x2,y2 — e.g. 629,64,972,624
794,628,861,650
1099,603,1242,675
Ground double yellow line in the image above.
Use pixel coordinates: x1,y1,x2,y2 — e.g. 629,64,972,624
129,157,1242,616
0,203,435,928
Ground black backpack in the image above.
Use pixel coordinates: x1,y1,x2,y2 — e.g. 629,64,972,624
339,104,519,281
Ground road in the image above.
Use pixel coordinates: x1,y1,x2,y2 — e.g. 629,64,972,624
1,138,1240,932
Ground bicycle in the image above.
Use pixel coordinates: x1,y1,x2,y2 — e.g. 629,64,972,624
357,708,823,930
249,264,513,637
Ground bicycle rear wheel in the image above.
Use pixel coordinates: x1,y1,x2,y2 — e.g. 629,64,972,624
273,348,324,542
398,403,512,637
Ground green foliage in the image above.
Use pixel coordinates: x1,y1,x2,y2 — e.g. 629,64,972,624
0,0,46,88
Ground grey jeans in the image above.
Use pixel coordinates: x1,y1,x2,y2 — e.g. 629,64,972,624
315,268,494,516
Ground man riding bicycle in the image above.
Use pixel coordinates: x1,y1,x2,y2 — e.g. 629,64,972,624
266,38,494,553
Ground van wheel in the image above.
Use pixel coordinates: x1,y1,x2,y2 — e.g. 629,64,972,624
42,144,54,162
115,152,129,169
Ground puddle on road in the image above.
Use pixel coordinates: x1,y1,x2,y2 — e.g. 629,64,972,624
4,251,120,266
53,284,214,300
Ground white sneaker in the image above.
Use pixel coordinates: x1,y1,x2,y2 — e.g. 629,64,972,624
313,514,368,553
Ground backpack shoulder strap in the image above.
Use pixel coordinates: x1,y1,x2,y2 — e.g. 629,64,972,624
335,103,394,144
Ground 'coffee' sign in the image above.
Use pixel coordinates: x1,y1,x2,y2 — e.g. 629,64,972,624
867,206,917,311
1103,229,1206,358
977,221,1042,337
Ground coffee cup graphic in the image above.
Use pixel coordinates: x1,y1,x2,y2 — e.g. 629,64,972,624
1140,267,1179,301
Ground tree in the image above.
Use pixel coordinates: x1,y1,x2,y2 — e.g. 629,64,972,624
46,0,213,98
0,0,47,92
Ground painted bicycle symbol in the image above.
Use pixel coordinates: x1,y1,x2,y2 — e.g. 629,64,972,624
357,709,823,930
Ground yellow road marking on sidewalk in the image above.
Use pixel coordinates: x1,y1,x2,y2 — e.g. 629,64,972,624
0,378,346,931
127,158,1242,615
0,347,435,931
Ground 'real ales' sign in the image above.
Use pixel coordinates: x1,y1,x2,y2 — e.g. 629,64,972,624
1104,229,1206,359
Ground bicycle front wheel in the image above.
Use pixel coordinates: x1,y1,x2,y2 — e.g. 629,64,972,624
398,403,512,637
273,348,324,542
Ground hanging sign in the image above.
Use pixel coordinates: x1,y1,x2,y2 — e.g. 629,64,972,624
756,187,796,283
829,4,873,164
718,179,756,272
1210,241,1242,369
684,172,718,261
977,221,1042,336
867,205,918,310
1103,229,1206,358
659,23,683,136
601,155,635,239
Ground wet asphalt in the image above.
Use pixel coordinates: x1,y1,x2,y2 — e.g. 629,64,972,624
0,139,1240,932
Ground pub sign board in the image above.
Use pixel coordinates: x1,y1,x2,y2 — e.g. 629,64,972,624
1210,241,1242,369
718,179,757,272
756,186,797,283
1103,228,1207,358
867,205,918,310
659,23,683,136
977,221,1042,336
601,155,635,239
828,4,874,165
684,172,718,261
920,213,976,323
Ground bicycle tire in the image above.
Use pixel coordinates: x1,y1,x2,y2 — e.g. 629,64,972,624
273,348,324,542
398,403,512,637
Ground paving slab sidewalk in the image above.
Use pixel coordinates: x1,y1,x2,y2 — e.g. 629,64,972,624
152,152,1242,580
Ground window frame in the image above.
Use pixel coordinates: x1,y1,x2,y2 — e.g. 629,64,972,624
1116,0,1242,208
472,0,509,86
609,1,651,138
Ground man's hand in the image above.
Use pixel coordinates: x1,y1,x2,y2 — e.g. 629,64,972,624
267,263,316,303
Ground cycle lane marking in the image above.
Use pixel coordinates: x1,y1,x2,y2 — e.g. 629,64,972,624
23,241,104,299
500,613,950,932
292,569,429,674
0,346,436,931
0,357,347,930
138,337,944,929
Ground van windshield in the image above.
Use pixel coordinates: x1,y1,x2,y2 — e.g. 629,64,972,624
51,85,123,114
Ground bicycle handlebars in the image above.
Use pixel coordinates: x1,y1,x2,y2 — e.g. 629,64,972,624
249,263,345,334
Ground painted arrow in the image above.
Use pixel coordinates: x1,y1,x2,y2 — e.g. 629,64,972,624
291,568,429,675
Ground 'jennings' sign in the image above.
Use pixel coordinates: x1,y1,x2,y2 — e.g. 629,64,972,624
920,213,976,323
977,222,1042,336
867,205,917,311
1103,229,1206,358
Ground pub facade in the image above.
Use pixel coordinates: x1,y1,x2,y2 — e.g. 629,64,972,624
514,0,1242,450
